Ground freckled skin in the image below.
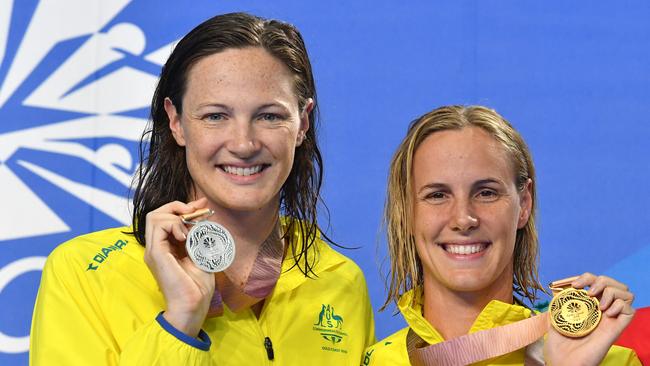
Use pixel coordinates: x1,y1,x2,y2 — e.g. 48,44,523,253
411,127,532,298
166,47,309,214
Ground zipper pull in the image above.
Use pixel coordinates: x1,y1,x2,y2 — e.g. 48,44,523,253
264,336,274,360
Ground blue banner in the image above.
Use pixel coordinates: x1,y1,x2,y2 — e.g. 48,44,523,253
1,1,648,364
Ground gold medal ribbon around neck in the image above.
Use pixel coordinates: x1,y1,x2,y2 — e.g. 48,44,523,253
548,276,602,338
405,275,603,365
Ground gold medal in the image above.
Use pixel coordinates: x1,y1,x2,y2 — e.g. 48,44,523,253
548,277,601,338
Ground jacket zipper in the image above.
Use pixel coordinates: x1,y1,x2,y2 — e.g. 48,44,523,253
264,336,274,360
251,307,273,364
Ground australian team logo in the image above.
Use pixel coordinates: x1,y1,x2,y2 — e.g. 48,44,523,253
313,304,348,352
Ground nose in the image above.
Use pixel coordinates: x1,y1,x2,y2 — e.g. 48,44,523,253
226,120,261,158
449,198,479,233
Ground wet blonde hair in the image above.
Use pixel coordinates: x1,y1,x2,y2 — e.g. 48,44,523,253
382,105,544,309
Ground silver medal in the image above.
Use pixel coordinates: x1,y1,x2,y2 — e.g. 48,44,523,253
185,220,235,272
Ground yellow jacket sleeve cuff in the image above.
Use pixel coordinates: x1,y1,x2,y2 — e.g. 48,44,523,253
155,312,211,351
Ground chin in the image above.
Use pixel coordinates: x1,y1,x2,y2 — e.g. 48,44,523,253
447,281,490,293
441,271,492,292
218,193,278,212
220,200,271,212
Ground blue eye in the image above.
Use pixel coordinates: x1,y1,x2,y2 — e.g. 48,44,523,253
425,191,447,201
204,113,226,122
476,189,498,201
259,113,282,122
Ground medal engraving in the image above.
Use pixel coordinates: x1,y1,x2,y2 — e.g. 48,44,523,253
549,288,601,338
186,221,235,273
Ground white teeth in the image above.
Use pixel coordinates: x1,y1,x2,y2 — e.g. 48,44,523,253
445,244,484,255
223,165,263,176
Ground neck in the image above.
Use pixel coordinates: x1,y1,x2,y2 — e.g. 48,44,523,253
421,275,513,340
198,196,281,277
208,204,279,247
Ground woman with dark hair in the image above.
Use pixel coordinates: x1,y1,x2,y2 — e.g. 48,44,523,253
363,105,639,365
30,12,374,365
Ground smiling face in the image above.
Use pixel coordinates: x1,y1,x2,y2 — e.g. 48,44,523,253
411,126,532,297
165,47,311,213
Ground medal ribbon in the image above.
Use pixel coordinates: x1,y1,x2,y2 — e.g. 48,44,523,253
206,220,284,317
406,312,548,366
406,276,603,365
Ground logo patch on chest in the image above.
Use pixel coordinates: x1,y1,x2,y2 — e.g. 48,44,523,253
313,304,348,353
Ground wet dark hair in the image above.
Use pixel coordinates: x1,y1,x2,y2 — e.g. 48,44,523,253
131,12,325,275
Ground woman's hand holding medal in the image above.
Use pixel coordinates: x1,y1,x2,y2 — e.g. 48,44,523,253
144,198,215,338
545,272,635,365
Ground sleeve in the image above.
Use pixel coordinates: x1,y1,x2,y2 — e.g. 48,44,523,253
361,340,397,366
352,266,376,365
118,314,211,365
600,345,642,366
29,245,212,366
360,334,407,366
361,344,378,366
361,276,376,349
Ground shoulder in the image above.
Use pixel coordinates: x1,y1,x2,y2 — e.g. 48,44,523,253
313,238,368,290
282,218,366,283
362,327,410,365
45,226,141,277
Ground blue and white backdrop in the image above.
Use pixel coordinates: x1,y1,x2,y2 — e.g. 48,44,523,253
1,1,649,364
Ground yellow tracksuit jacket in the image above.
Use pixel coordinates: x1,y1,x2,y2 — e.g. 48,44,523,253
362,288,640,365
30,226,375,365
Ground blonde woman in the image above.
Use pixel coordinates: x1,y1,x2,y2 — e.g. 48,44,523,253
364,105,639,365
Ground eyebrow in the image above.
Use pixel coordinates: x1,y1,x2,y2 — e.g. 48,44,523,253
417,182,448,195
472,178,505,187
417,178,505,195
193,103,291,115
254,103,290,114
194,103,233,114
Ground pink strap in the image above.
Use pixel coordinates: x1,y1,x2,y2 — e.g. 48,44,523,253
408,312,549,366
206,221,284,317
